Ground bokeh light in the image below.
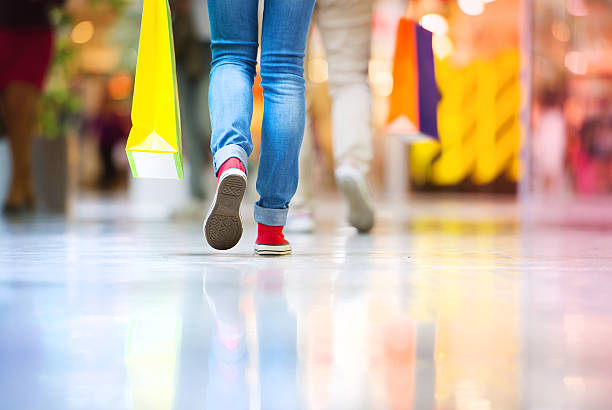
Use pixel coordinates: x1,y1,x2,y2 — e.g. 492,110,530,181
458,0,485,16
565,51,588,75
552,21,571,42
420,13,449,36
71,20,95,45
433,35,454,60
108,72,133,100
567,0,588,17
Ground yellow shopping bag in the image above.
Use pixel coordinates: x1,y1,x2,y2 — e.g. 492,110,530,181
126,0,183,179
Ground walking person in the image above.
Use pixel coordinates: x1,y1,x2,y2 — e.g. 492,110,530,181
170,0,212,216
203,0,316,255
0,0,64,214
288,0,375,234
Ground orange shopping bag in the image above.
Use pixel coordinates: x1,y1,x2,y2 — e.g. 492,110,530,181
386,18,440,141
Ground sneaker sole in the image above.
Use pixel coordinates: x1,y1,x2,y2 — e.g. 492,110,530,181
204,171,247,250
337,174,374,233
254,243,292,256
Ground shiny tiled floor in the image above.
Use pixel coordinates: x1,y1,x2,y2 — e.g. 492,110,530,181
1,196,612,409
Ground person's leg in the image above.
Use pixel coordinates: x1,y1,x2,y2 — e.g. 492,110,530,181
98,142,114,187
286,24,316,233
200,40,213,163
172,42,213,219
317,0,373,174
285,98,316,233
204,0,258,250
317,0,375,232
253,0,315,255
255,0,315,226
1,82,39,211
207,0,259,175
177,63,206,200
1,28,53,213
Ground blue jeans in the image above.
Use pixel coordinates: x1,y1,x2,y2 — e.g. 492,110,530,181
207,0,315,226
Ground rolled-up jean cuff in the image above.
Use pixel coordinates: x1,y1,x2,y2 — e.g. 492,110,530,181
213,145,249,176
254,204,288,226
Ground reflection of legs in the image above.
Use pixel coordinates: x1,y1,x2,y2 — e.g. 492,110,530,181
203,267,249,409
329,268,370,409
1,83,38,210
317,0,375,232
255,270,300,410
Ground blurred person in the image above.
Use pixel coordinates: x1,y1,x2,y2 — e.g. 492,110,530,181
532,88,567,194
93,92,129,190
287,0,375,234
574,104,612,194
203,0,315,255
0,0,64,214
170,0,212,217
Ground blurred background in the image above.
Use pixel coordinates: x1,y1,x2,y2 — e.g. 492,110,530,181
2,2,612,409
0,0,611,217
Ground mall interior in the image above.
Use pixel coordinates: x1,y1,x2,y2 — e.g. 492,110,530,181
1,0,612,409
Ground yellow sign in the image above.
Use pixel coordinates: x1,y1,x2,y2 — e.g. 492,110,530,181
411,50,521,187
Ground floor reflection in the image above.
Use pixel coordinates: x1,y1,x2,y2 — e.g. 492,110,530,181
126,316,182,410
2,198,612,409
203,266,249,410
198,261,442,410
203,266,300,410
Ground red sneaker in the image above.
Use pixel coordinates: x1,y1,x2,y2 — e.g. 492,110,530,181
204,158,247,250
254,223,292,256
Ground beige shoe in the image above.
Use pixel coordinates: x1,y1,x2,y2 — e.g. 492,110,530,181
335,165,375,233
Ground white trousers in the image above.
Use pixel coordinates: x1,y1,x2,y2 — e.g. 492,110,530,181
293,0,374,212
